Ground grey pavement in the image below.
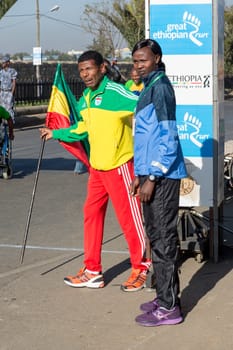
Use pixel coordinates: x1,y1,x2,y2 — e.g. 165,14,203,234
0,246,233,350
0,103,233,350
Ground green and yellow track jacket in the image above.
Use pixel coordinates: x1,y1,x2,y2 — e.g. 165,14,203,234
53,76,138,171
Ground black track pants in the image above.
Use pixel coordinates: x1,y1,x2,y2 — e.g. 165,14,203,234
141,177,181,310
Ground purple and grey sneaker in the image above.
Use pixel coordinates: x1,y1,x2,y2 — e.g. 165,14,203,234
135,305,183,327
140,298,159,312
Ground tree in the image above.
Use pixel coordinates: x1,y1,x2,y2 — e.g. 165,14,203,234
81,1,123,58
11,52,29,60
81,0,145,55
224,6,233,74
0,0,17,19
107,0,145,50
86,25,115,58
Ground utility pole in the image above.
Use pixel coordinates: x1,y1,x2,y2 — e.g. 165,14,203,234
35,0,41,96
34,1,59,96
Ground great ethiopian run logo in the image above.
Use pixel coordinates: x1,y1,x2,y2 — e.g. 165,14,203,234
153,11,209,47
176,105,213,157
150,4,212,54
178,112,209,148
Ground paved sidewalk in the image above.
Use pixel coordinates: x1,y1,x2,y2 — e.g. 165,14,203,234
0,239,233,350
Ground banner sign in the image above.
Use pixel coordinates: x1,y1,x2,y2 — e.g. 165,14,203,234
149,0,224,207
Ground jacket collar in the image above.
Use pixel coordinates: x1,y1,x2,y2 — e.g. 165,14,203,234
143,68,165,87
83,75,109,100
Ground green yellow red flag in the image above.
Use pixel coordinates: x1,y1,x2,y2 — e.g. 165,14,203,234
46,63,89,167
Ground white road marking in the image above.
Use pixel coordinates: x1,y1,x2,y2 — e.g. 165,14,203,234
0,244,129,279
0,243,128,254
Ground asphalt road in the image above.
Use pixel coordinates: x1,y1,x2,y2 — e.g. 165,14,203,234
0,127,126,275
0,104,233,349
1,100,233,273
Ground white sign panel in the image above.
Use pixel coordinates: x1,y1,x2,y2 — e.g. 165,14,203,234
165,55,213,105
33,47,42,66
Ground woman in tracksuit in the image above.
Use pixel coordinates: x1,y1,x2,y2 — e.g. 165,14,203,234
130,39,187,326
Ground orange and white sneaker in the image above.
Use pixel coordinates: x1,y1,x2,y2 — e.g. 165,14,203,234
120,268,147,292
64,267,104,288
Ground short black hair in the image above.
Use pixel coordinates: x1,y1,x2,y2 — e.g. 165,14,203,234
78,50,104,66
132,39,162,57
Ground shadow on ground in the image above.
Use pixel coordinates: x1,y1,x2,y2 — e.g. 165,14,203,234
181,246,233,318
11,158,75,178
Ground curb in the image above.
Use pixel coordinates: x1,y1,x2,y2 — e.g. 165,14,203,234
15,105,48,116
14,105,47,129
14,114,46,130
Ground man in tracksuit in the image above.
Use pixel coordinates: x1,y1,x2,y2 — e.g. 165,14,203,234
130,39,187,326
40,50,150,292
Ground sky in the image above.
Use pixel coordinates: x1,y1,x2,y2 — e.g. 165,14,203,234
0,0,100,55
0,0,232,56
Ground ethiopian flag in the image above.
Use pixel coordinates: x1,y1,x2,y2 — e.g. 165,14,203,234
46,64,90,168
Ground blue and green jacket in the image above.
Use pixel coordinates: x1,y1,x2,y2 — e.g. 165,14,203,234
134,69,187,179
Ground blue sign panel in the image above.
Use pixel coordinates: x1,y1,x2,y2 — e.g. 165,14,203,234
176,105,213,157
150,4,212,55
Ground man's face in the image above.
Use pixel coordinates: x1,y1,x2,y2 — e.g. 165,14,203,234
78,59,105,90
132,47,160,79
2,61,10,69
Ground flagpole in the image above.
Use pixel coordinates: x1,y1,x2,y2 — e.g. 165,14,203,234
19,137,46,264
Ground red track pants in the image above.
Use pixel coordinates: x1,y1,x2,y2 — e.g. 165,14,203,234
83,159,147,272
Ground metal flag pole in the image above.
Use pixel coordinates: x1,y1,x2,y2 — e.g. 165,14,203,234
19,137,46,264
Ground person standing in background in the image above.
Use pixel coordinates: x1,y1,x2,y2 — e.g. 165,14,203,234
111,57,127,83
125,67,144,96
0,55,17,123
103,58,122,83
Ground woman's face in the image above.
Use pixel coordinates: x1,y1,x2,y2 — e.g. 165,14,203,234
132,46,161,79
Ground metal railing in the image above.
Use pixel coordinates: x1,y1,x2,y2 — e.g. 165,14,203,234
14,77,233,105
15,80,85,106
